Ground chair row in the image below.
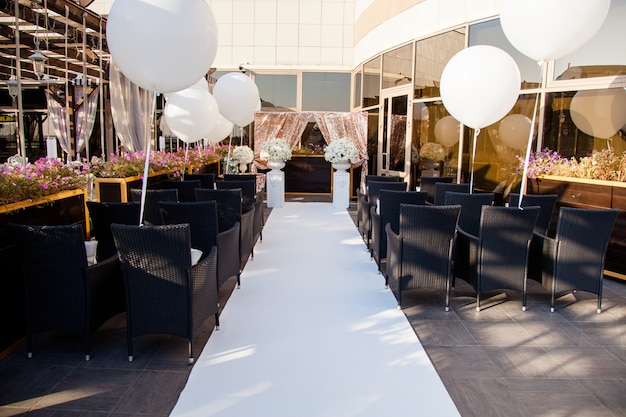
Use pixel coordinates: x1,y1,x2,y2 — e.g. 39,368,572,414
8,222,219,364
364,185,618,314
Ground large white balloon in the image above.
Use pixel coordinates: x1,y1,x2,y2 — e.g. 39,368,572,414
570,88,626,139
106,0,218,93
498,114,531,150
440,45,521,129
205,113,234,144
500,0,610,62
213,72,261,127
164,88,219,143
434,116,461,147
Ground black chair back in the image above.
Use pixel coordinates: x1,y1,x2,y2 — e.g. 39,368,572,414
87,201,140,260
162,180,202,202
508,193,558,234
445,192,494,236
130,188,178,225
433,183,470,205
184,173,215,189
159,201,219,256
420,176,454,204
195,188,242,232
215,180,256,212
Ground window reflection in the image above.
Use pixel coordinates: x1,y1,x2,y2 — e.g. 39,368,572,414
543,88,626,158
414,30,466,99
553,0,626,81
382,43,413,89
363,56,381,107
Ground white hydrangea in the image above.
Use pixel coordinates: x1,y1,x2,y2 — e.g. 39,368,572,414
260,139,292,161
324,138,359,163
232,145,255,164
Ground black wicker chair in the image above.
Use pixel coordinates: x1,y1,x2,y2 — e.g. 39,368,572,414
184,173,215,189
508,193,558,234
87,201,140,260
9,224,124,360
419,176,454,204
369,190,427,273
216,179,264,242
529,207,618,313
433,182,471,205
359,180,407,246
454,205,540,311
160,201,241,289
444,191,494,237
356,175,402,234
385,204,461,310
195,188,255,270
111,223,219,364
161,179,202,202
130,188,178,225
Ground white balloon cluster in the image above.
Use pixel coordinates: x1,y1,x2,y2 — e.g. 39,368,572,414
107,0,262,147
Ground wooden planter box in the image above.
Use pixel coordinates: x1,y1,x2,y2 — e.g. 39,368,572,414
186,161,220,175
0,189,88,355
527,175,626,279
94,172,171,203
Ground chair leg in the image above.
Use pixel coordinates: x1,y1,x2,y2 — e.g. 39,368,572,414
215,312,220,331
188,340,194,365
127,333,134,362
550,290,556,313
476,293,481,312
237,272,241,288
26,333,33,359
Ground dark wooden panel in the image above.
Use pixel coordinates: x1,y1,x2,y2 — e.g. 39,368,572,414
284,156,332,194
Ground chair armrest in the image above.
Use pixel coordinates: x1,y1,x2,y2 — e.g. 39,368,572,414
384,223,402,285
191,246,219,331
216,222,241,287
86,255,125,329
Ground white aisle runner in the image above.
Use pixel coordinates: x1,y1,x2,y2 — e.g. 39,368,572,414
170,202,461,417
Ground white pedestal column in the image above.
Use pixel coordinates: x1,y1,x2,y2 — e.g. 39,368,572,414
333,170,350,209
266,170,285,208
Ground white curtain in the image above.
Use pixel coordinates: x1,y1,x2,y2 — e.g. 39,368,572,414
45,89,70,157
74,86,100,154
109,61,155,152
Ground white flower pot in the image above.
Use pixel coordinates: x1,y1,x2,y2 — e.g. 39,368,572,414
332,161,351,171
267,160,286,171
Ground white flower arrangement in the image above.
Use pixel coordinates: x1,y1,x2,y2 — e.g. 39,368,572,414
324,138,359,163
260,139,292,161
420,142,446,161
231,145,255,164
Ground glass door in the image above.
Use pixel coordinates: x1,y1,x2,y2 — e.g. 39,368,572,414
378,91,411,179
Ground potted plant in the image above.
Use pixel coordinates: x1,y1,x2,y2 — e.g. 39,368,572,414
324,138,359,171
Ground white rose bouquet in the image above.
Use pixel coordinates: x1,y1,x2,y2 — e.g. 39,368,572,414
260,139,292,161
232,145,255,164
324,138,359,163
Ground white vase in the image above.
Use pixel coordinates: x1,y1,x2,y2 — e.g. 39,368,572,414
332,161,351,171
267,160,286,171
239,162,248,173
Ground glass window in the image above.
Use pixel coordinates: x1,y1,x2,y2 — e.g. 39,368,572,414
254,74,297,109
553,0,626,81
469,19,541,89
302,72,350,111
382,43,413,89
353,69,362,109
414,29,466,99
363,56,381,108
542,88,626,158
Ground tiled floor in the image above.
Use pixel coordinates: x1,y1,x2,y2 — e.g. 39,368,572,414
0,197,625,417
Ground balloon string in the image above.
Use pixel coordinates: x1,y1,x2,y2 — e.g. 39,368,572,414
226,133,233,174
469,128,479,194
518,60,544,209
183,143,189,180
139,91,157,226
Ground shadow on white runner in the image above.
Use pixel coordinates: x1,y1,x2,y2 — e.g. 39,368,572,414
170,202,461,417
